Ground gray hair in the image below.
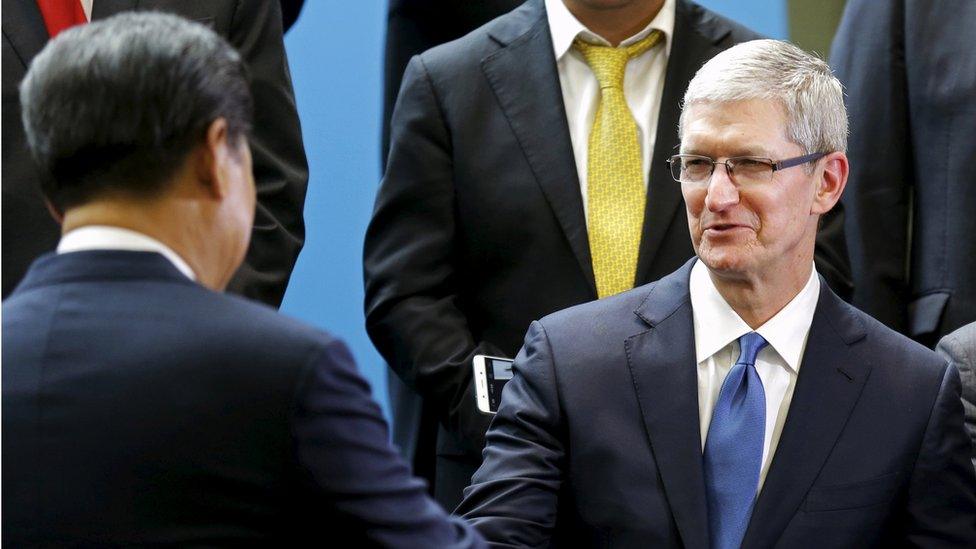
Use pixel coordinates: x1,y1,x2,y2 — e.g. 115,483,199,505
679,39,847,154
20,11,252,210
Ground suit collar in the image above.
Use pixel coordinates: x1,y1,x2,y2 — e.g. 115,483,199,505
485,0,545,46
627,260,871,548
544,0,676,56
58,226,197,281
12,250,197,295
1,0,49,69
482,0,597,295
627,259,709,548
742,282,869,547
634,257,696,327
689,260,821,372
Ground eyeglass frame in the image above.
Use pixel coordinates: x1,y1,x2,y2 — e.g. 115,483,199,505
666,151,828,186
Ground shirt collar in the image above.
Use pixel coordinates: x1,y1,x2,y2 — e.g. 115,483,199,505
57,225,197,281
545,0,675,61
689,259,821,372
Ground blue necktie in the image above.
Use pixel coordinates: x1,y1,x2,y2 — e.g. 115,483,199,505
704,332,768,549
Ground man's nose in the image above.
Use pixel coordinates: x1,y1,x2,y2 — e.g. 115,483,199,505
704,163,740,212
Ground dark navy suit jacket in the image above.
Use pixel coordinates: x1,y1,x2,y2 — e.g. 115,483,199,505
458,260,976,548
2,251,483,547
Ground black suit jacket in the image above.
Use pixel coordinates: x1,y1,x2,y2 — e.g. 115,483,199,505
382,0,523,159
365,0,852,510
458,260,976,547
2,251,483,548
1,0,308,307
830,0,976,346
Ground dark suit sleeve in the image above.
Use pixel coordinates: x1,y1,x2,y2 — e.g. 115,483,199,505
456,321,565,546
291,337,485,548
904,364,976,544
364,55,494,453
223,0,309,307
829,0,910,330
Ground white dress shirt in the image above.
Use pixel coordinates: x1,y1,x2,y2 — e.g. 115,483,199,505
57,225,196,281
545,0,675,219
690,259,820,490
81,0,93,21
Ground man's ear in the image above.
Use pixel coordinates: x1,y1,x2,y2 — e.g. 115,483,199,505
811,151,848,215
195,117,232,199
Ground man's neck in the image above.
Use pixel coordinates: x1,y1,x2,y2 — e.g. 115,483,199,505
60,198,218,290
707,262,814,330
563,0,665,46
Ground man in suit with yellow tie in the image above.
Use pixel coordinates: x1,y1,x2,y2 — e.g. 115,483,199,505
364,0,851,510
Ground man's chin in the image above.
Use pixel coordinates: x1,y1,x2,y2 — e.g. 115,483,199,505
697,249,751,277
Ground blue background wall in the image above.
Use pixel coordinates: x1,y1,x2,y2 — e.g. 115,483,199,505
280,1,788,420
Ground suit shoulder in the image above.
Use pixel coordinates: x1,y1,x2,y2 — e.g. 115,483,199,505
187,290,345,363
847,303,947,376
538,283,655,336
418,2,537,74
683,0,765,45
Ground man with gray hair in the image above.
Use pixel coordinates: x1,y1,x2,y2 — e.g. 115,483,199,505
457,39,976,548
2,12,483,547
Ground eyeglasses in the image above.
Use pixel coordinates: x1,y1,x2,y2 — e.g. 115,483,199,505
666,152,827,186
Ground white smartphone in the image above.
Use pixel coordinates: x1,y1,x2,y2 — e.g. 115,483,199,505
473,355,514,414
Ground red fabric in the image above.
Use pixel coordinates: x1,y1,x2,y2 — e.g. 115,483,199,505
36,0,87,38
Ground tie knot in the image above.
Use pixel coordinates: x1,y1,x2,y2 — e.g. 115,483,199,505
573,29,663,89
736,332,768,366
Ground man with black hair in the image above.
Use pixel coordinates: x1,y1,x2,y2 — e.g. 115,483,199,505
1,13,483,547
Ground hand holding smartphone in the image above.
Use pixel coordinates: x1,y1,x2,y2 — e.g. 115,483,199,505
473,355,514,414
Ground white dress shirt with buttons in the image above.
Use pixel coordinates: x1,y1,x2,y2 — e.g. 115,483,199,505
544,0,675,220
57,225,197,281
690,259,821,490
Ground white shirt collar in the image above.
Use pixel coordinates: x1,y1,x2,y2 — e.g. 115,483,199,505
57,225,197,281
689,259,821,372
545,0,675,60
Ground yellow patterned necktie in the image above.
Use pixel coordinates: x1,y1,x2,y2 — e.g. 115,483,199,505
574,30,663,298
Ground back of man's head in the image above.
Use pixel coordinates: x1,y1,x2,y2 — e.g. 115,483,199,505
680,39,847,156
19,11,253,211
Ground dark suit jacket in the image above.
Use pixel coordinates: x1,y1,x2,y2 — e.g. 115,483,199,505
458,260,976,548
1,0,308,307
279,0,304,33
2,251,483,548
380,0,525,496
365,0,851,510
382,0,523,159
830,0,976,346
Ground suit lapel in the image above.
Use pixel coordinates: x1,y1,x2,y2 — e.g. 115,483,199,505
636,0,731,285
742,281,870,548
91,0,141,19
626,261,710,549
481,0,597,295
2,0,49,68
